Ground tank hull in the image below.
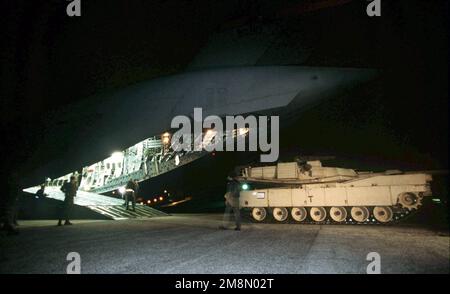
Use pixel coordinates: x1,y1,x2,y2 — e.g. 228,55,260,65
238,161,433,224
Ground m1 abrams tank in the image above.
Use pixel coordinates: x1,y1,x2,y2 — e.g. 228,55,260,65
237,160,433,224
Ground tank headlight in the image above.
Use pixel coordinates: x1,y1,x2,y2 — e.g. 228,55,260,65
242,183,249,190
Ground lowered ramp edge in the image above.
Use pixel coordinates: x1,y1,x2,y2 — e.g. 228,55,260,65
23,186,168,220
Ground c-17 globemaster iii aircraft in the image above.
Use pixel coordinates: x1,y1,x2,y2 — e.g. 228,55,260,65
23,1,376,216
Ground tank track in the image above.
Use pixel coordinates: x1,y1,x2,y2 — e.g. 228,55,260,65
242,206,419,225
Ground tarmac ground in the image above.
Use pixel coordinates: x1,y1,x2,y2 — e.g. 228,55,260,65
0,214,448,274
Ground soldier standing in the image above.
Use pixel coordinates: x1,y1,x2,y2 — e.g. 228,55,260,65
125,179,139,211
219,175,241,231
58,175,78,226
1,172,20,235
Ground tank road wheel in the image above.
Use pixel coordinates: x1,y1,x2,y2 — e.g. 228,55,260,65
398,192,422,210
291,207,307,222
273,207,289,222
252,207,267,222
330,207,347,223
310,207,327,222
373,206,393,223
350,206,370,223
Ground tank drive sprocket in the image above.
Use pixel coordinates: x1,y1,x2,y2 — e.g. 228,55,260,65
397,192,423,210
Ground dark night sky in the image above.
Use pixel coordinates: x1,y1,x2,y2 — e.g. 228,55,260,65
1,0,448,206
